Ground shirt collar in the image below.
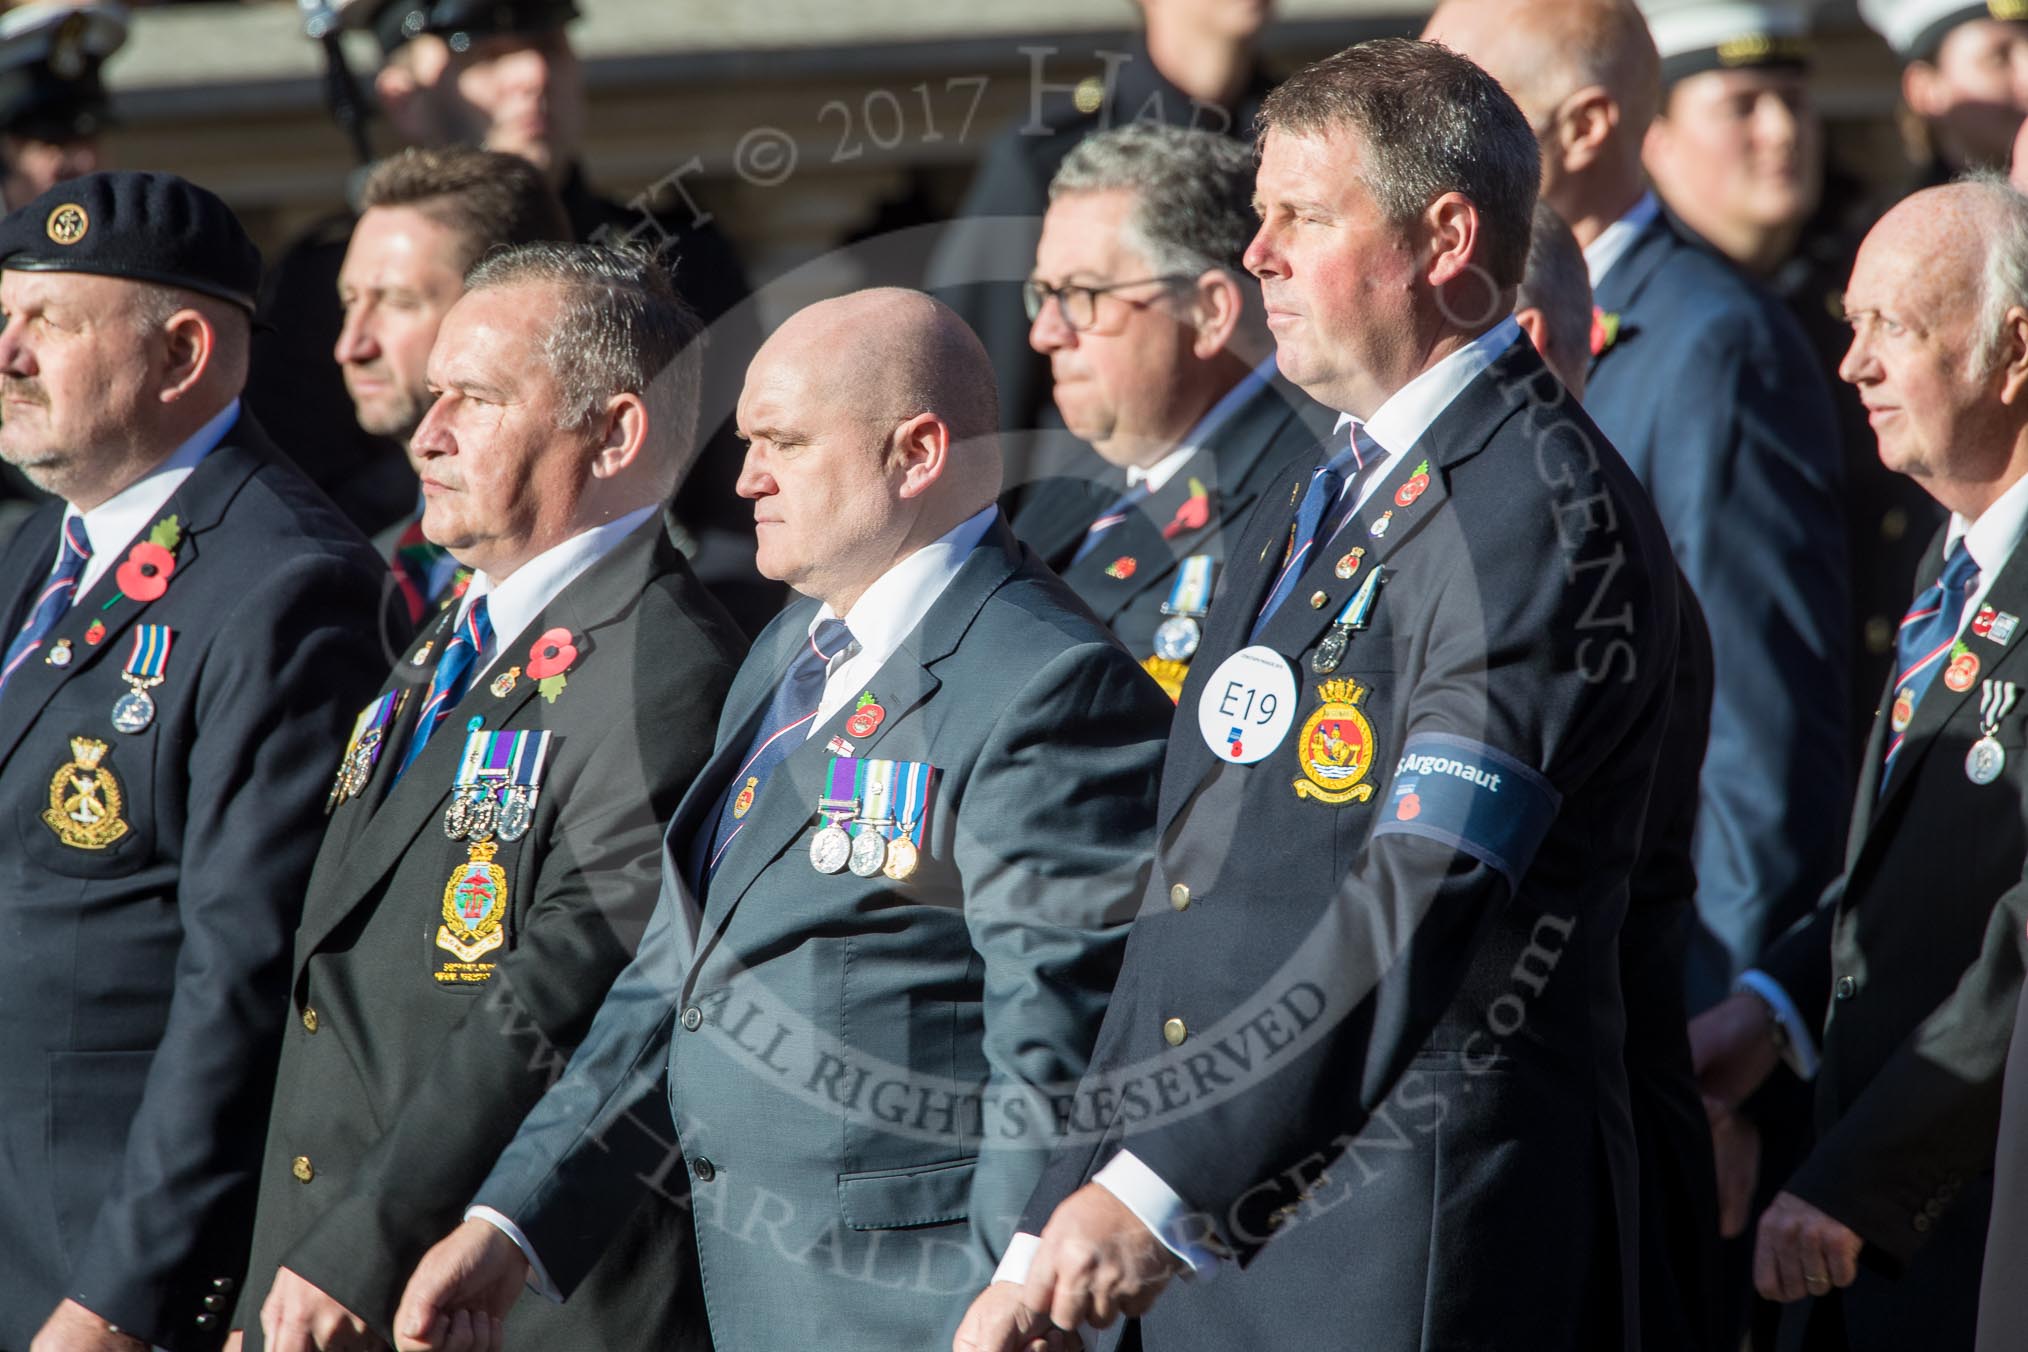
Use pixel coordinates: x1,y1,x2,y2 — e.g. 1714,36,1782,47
1126,354,1279,493
69,398,239,597
1584,191,1661,290
812,506,998,664
457,504,657,669
1947,471,2028,584
1338,316,1522,461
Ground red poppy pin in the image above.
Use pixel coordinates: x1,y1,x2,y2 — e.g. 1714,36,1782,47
1589,307,1622,358
1161,477,1213,540
526,627,579,702
1394,460,1431,508
109,515,182,608
1105,556,1137,580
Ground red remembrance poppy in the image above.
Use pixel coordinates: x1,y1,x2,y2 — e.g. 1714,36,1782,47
525,627,578,679
1162,494,1211,539
115,541,176,602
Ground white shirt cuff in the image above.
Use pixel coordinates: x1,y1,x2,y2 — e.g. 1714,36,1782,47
1093,1150,1221,1276
465,1205,563,1303
992,1231,1041,1286
1737,969,1821,1080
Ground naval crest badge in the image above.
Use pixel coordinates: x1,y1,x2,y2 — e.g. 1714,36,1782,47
1292,680,1379,805
436,839,508,981
44,736,129,849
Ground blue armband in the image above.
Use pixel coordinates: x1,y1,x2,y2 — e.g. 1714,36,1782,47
1370,731,1562,889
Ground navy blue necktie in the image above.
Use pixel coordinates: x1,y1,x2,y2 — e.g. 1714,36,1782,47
0,515,91,696
1071,481,1152,564
698,616,856,884
1251,427,1377,638
395,595,492,784
1883,540,1979,780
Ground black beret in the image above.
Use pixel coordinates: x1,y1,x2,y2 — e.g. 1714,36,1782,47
364,0,577,57
0,170,261,313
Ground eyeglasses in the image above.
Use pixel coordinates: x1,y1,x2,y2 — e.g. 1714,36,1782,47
1021,274,1198,331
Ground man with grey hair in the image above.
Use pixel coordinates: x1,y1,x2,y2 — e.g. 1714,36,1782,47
961,34,1680,1352
1694,175,2028,1352
231,240,746,1352
1013,122,1326,698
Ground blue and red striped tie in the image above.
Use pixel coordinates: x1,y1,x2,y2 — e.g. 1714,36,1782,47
1883,540,1979,782
697,616,856,886
1072,482,1153,564
394,595,492,784
1251,425,1377,638
0,515,91,698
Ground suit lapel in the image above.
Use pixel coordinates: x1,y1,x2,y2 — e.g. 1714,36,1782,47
0,433,261,771
695,518,1024,936
1587,215,1677,383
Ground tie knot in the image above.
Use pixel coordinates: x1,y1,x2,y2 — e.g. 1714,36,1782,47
60,515,91,566
809,617,854,665
459,594,494,652
1942,541,1979,595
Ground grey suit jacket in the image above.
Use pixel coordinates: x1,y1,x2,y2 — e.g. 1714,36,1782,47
469,516,1177,1351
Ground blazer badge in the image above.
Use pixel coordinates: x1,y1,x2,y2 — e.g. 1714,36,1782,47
1293,680,1379,805
44,736,130,849
437,839,508,982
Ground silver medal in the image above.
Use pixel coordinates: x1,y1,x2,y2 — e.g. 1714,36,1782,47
1311,628,1349,675
1968,735,2006,785
443,787,475,840
810,822,853,874
848,827,890,878
497,788,534,842
466,790,500,841
1152,615,1202,663
111,687,155,734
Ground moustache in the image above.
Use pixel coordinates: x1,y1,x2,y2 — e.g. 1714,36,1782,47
1,377,47,406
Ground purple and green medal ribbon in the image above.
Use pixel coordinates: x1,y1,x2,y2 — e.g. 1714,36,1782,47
353,690,403,763
124,624,172,682
456,728,553,802
823,755,866,828
822,755,935,846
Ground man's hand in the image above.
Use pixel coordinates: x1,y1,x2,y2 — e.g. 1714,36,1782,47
1690,991,1781,1112
393,1219,527,1352
224,1333,244,1352
28,1299,147,1352
1021,1184,1184,1333
953,1282,1083,1352
1754,1190,1863,1302
1707,1096,1762,1238
261,1267,384,1352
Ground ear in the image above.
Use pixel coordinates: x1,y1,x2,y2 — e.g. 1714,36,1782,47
1514,305,1552,362
1903,60,1944,122
890,411,950,500
155,309,215,405
586,390,649,480
1187,269,1245,362
1556,86,1621,176
1998,306,2028,407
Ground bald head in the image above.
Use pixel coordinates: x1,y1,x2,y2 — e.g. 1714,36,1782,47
1424,0,1658,240
1840,176,2028,519
736,288,1004,611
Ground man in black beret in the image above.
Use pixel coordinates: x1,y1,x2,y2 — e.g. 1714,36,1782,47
247,0,782,637
0,170,395,1352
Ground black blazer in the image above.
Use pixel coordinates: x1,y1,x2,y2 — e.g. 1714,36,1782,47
235,510,746,1350
1011,372,1329,678
1760,524,2028,1352
1019,337,1681,1350
0,416,393,1351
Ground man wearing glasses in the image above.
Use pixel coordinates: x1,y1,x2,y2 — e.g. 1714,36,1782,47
1011,123,1327,700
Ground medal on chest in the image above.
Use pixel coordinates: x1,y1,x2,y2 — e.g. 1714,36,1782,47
1967,679,2021,786
110,625,173,734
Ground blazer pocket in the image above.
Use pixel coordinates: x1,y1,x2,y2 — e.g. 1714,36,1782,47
838,1156,976,1231
16,730,156,878
47,1048,152,1265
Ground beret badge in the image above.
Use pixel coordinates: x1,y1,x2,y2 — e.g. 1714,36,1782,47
45,204,88,246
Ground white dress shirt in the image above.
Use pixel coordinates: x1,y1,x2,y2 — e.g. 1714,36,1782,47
446,505,657,683
1739,469,2028,1076
52,399,240,599
995,316,1528,1291
471,504,999,1299
1583,191,1661,291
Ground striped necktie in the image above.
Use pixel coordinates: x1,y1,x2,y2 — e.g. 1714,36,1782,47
1251,425,1380,638
696,616,857,887
0,515,92,697
1883,540,1979,782
1071,481,1153,564
395,595,493,785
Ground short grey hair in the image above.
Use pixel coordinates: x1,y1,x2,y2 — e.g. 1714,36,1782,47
1049,123,1259,278
1515,202,1592,374
1966,170,2028,376
1258,38,1541,289
464,242,705,480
